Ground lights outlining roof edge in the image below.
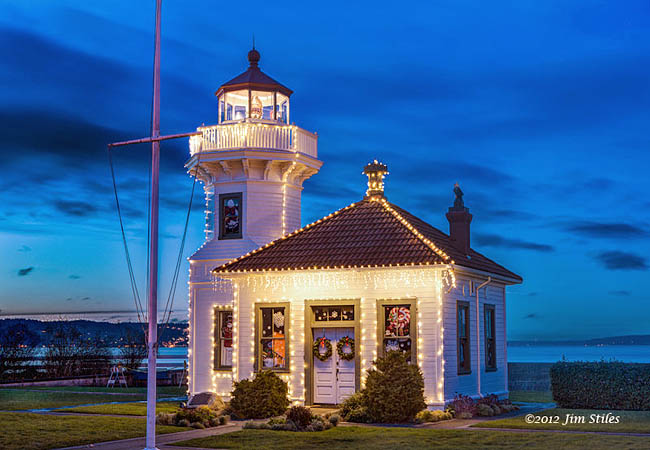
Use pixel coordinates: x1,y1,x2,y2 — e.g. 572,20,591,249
212,201,358,274
212,196,459,274
375,197,453,263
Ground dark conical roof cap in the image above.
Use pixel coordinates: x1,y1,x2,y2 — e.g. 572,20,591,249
216,47,293,97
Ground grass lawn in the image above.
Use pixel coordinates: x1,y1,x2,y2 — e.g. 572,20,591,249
0,389,150,411
508,390,553,403
0,412,190,450
473,408,650,434
60,400,180,415
173,426,650,449
0,385,186,397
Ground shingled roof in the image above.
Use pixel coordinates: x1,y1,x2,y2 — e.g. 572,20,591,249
213,197,522,282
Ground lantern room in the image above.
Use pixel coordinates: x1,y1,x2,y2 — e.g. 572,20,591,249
215,47,292,124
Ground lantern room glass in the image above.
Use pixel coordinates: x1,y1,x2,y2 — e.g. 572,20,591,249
219,89,248,123
218,90,290,124
251,91,274,120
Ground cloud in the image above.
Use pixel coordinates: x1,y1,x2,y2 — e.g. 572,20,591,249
68,274,81,280
54,200,97,217
18,267,34,276
0,108,133,165
566,221,648,239
469,208,539,224
474,233,554,252
596,251,648,271
608,290,630,297
0,26,207,171
524,313,538,319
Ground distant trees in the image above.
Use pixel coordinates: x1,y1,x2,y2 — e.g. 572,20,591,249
0,320,184,382
118,328,148,370
0,323,39,381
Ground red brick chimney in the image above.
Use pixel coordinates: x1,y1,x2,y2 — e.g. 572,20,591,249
446,183,472,254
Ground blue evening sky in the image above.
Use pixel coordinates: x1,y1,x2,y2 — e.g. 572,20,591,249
1,1,648,340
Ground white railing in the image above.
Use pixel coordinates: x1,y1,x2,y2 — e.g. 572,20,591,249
189,122,318,158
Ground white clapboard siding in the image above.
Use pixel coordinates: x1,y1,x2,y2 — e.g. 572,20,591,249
190,285,233,395
443,275,507,401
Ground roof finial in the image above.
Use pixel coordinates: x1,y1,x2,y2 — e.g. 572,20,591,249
248,41,260,68
363,160,389,199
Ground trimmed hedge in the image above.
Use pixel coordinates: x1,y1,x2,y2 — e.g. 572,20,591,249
550,361,650,410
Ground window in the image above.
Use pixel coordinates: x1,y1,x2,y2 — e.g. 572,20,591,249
379,301,415,362
257,305,288,370
313,305,354,322
457,301,471,374
213,310,233,370
484,304,496,371
218,193,242,240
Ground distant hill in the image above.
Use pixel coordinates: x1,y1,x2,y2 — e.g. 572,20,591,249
509,335,650,346
0,319,188,347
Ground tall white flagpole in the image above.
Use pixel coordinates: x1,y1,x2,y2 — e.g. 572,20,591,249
145,0,162,448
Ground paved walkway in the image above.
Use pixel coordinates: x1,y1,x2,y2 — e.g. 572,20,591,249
0,388,148,396
57,421,246,450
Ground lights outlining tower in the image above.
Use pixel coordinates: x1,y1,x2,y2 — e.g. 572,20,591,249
186,48,322,399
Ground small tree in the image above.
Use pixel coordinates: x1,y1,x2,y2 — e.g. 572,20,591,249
44,322,78,378
118,328,147,370
0,323,39,381
363,351,426,423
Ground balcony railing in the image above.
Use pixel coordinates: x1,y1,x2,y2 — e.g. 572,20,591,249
189,122,318,158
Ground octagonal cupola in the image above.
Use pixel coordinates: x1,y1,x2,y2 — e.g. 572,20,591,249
216,47,292,124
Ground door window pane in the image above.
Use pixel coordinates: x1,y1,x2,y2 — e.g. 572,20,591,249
328,306,342,321
314,307,328,322
312,305,354,322
341,306,354,321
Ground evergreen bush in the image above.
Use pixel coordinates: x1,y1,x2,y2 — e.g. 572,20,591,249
363,351,426,423
338,391,364,420
229,370,290,418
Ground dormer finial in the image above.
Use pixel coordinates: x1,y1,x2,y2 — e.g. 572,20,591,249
363,160,389,199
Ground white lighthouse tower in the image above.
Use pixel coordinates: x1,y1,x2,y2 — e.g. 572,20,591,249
186,48,322,397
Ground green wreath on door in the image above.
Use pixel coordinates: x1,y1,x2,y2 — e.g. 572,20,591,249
313,336,332,361
337,336,355,361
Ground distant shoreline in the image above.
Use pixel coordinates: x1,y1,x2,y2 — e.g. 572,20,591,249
509,335,650,346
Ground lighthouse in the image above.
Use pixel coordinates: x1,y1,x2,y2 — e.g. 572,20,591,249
186,48,322,397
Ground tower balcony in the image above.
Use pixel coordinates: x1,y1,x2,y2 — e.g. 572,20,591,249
189,121,318,159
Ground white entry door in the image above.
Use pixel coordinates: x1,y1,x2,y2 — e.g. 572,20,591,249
313,327,355,404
